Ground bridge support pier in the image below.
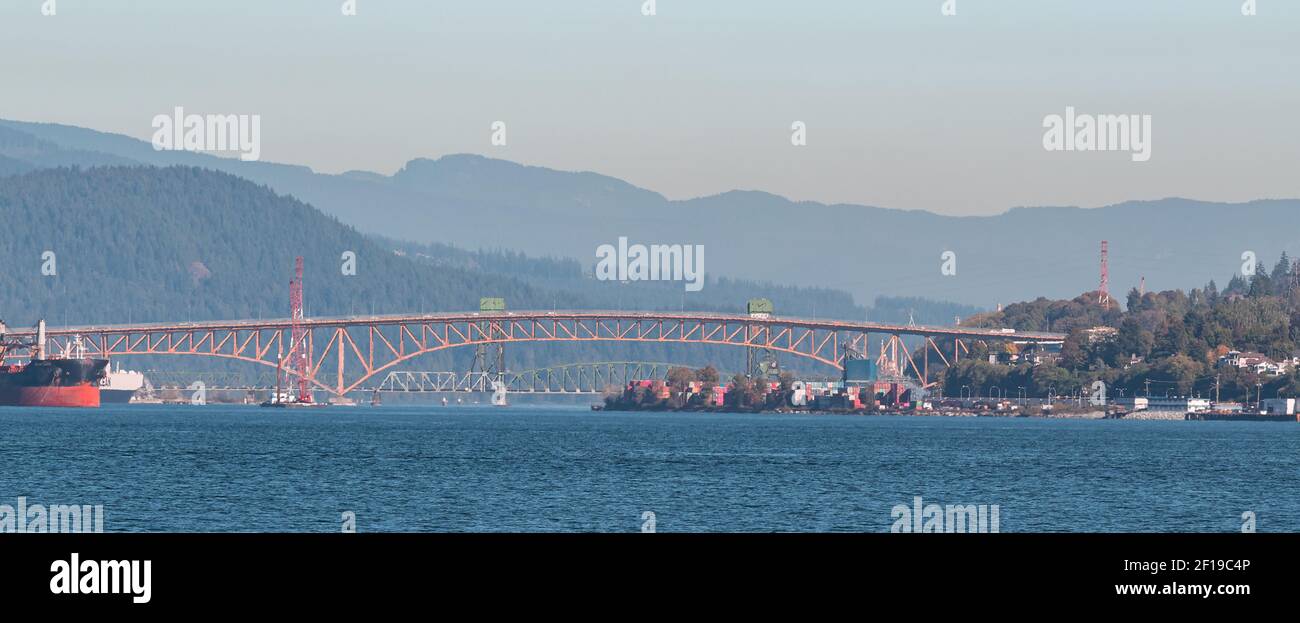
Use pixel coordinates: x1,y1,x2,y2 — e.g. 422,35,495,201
471,298,508,391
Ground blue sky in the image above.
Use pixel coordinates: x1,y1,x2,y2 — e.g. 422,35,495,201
1,0,1296,214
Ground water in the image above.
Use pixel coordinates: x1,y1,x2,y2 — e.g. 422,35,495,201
2,404,1297,532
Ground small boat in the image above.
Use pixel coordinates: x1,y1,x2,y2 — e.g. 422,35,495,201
259,389,324,408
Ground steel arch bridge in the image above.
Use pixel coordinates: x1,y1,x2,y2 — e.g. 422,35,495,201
376,361,696,394
7,311,1064,397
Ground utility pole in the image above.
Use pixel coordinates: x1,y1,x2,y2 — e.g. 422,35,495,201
1214,375,1220,404
1144,379,1151,397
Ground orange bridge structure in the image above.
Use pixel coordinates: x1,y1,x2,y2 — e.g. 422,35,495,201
8,312,1065,398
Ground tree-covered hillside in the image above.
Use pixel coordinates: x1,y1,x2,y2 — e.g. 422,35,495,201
0,166,976,379
377,237,979,324
943,256,1300,402
0,166,559,327
8,119,1299,309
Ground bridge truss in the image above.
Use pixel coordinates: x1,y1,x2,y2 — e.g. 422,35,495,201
376,361,689,394
7,312,1063,398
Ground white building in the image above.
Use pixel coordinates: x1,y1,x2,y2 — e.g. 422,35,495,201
1144,397,1211,413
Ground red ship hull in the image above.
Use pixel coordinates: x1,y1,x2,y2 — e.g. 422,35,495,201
0,384,100,407
0,358,108,408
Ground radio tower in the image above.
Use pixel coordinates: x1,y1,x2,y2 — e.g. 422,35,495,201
288,256,311,403
1099,241,1111,309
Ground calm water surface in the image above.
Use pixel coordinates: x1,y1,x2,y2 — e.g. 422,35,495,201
2,404,1297,532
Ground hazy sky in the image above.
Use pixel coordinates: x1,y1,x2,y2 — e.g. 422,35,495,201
2,0,1296,215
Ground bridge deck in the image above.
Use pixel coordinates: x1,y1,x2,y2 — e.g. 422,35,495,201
10,311,1065,342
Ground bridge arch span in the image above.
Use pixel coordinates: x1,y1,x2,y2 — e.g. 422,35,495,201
14,311,1063,397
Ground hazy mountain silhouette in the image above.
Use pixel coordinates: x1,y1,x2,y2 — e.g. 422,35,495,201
3,118,1293,309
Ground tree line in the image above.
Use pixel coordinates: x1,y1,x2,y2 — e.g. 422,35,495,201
943,253,1300,402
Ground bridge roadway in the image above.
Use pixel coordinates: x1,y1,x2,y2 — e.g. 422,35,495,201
12,310,1066,343
6,311,1065,396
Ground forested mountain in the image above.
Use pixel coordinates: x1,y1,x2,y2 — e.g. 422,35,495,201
943,255,1300,402
376,237,977,323
0,166,556,326
0,166,975,379
4,119,1298,309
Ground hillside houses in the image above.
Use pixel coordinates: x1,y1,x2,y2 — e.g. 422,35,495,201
1216,350,1299,377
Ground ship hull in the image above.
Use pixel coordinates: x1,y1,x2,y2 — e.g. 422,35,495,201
99,389,137,404
0,359,108,408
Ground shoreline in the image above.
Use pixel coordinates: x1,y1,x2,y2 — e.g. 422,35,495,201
594,406,1298,422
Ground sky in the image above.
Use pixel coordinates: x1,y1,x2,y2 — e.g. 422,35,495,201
1,0,1296,215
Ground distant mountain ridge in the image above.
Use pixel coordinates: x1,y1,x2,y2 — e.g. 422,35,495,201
3,118,1295,308
0,165,976,377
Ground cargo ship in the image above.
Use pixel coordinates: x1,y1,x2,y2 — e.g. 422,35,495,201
0,320,109,408
98,363,145,404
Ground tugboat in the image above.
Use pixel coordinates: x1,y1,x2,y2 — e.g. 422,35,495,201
258,364,323,408
0,320,109,407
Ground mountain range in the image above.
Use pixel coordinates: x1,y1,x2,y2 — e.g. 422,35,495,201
4,164,947,377
3,117,1296,310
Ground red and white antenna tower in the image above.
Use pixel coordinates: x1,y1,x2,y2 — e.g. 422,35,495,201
1099,241,1110,309
288,256,311,403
